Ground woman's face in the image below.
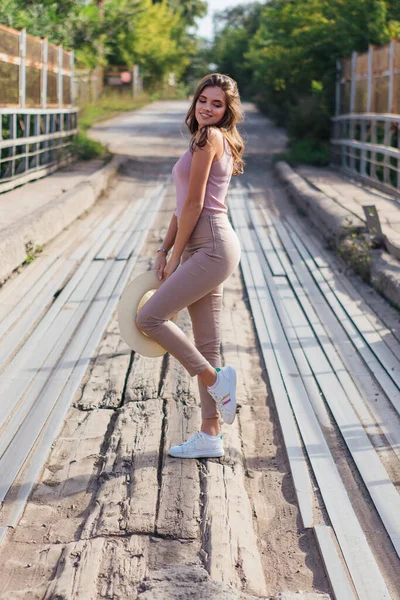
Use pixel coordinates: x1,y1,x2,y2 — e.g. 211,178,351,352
195,86,227,128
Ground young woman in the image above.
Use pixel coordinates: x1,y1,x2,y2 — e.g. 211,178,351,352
137,73,245,459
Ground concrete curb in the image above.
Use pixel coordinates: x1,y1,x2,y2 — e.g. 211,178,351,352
274,160,400,310
371,251,400,310
0,154,127,283
274,161,364,240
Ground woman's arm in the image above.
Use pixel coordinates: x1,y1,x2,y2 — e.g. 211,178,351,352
164,129,222,278
153,214,178,280
162,213,178,252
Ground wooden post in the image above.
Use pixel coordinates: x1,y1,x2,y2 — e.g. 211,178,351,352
19,28,26,108
388,39,395,113
57,45,63,108
41,38,48,109
367,45,373,113
70,50,75,106
132,64,139,98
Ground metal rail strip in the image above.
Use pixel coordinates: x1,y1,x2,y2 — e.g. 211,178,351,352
0,205,129,429
94,186,152,260
0,260,109,464
229,192,314,530
229,188,392,599
0,190,148,434
230,188,392,599
0,203,110,322
284,213,400,351
287,226,400,417
252,203,400,558
0,211,117,369
324,269,400,360
263,208,392,436
254,205,376,433
0,179,169,543
278,214,400,462
314,526,357,600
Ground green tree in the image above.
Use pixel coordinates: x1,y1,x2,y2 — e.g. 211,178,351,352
213,2,263,98
212,0,397,141
0,0,205,79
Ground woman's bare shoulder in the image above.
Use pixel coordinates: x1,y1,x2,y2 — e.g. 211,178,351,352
194,127,224,154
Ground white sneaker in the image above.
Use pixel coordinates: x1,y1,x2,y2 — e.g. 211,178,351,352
207,366,237,424
168,431,224,459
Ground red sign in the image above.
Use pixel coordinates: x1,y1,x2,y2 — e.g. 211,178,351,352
120,71,131,83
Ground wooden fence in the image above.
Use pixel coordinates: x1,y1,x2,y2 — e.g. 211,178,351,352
74,65,143,106
332,39,400,194
0,24,78,193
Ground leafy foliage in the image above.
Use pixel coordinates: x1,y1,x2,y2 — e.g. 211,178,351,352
212,0,398,156
0,0,207,80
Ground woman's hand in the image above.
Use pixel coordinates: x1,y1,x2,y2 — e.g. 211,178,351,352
163,255,181,280
152,252,167,281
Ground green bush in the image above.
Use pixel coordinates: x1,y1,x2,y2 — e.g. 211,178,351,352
71,133,108,161
287,95,332,143
282,139,331,167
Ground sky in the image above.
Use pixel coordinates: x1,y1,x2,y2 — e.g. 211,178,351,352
196,0,258,41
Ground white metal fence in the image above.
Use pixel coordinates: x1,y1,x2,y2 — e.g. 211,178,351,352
0,24,78,193
333,40,400,195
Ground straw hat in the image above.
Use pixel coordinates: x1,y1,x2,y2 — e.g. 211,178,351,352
118,270,178,357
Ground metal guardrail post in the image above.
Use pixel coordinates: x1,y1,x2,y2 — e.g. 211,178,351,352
335,60,341,117
349,52,357,171
19,28,26,108
10,114,17,179
350,51,357,114
360,118,367,176
398,121,400,190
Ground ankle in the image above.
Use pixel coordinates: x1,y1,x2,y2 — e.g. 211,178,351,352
201,418,220,437
199,365,218,387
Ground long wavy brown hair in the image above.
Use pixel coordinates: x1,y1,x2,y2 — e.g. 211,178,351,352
185,73,245,176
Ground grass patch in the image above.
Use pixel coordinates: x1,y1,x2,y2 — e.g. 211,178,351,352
24,241,44,264
79,90,150,132
73,90,151,160
336,232,372,283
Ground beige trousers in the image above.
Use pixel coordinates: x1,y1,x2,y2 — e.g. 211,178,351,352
137,213,241,419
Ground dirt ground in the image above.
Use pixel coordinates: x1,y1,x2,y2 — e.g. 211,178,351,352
0,101,399,599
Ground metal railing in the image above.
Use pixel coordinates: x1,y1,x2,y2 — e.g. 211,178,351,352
333,40,400,195
0,108,78,193
0,25,78,193
332,114,400,194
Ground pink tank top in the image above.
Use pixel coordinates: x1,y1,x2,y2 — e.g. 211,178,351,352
172,135,233,218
